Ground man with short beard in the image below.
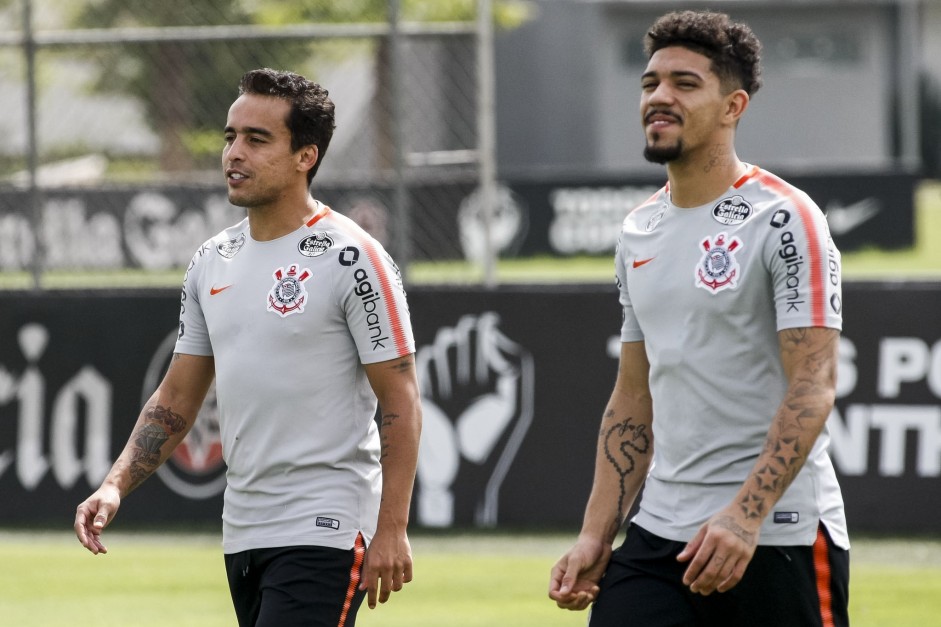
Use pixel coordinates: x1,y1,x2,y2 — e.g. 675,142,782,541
550,11,849,626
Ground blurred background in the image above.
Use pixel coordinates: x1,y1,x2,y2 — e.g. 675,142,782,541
0,0,938,285
1,0,940,538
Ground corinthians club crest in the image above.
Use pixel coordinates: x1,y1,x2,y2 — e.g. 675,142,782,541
695,232,744,293
267,264,311,316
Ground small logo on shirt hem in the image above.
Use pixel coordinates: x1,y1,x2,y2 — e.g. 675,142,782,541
773,511,799,524
315,517,340,530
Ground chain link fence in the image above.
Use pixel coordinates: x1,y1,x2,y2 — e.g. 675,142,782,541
0,0,499,286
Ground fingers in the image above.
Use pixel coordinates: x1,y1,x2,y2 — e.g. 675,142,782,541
360,552,412,609
679,527,752,595
74,503,110,555
547,556,598,611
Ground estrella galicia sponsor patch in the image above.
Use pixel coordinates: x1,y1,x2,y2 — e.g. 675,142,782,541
315,516,340,530
267,263,312,317
217,233,246,259
298,231,334,257
712,195,753,225
338,246,360,266
773,511,799,524
695,232,744,293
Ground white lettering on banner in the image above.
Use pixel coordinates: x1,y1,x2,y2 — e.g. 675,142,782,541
835,337,857,399
0,192,243,271
125,192,242,269
0,213,35,269
0,324,113,490
41,198,123,269
549,186,659,254
829,405,941,477
878,337,941,398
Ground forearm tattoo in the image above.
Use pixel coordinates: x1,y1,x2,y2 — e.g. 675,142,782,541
126,404,187,491
739,327,837,520
379,413,399,462
602,411,651,524
714,514,756,545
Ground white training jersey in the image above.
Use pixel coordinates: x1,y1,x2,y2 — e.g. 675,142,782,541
174,201,415,554
616,165,848,548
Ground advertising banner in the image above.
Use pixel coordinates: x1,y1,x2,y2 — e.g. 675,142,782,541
0,170,916,272
0,283,937,533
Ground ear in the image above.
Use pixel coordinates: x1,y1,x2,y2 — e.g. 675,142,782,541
724,89,750,126
296,144,319,175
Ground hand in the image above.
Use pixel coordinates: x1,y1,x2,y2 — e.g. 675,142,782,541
676,506,759,595
359,528,413,609
415,312,534,527
548,536,612,611
74,484,121,555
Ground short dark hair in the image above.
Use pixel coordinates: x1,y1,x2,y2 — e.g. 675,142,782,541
645,11,762,97
238,68,336,184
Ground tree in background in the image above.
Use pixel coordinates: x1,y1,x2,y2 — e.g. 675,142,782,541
70,0,532,177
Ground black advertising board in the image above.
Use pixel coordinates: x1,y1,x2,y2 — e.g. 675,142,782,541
0,282,938,534
0,171,917,274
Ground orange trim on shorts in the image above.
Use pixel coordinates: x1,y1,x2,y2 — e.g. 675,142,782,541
813,526,835,627
337,532,366,627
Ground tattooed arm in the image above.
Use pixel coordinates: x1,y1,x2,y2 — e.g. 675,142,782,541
74,353,215,554
678,326,839,595
361,354,422,609
549,341,653,611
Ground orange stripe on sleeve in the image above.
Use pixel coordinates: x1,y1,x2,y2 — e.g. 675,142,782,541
813,526,835,627
337,532,366,627
756,171,827,326
357,238,410,356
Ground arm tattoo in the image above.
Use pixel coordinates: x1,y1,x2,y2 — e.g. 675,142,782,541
714,514,756,544
379,412,399,461
602,413,651,523
126,404,186,491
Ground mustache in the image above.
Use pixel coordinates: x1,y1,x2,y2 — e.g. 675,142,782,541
644,109,682,125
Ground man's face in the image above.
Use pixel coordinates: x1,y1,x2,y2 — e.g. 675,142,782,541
639,46,729,164
222,93,305,209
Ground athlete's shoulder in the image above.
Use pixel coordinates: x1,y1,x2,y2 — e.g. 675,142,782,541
622,185,668,230
741,167,822,215
186,217,249,273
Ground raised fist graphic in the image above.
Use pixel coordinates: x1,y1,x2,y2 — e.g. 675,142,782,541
415,312,534,527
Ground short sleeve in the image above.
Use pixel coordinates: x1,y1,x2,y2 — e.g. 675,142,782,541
616,232,645,343
768,197,843,331
174,245,214,357
337,238,415,364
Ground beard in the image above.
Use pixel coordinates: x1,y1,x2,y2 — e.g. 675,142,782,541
643,136,683,164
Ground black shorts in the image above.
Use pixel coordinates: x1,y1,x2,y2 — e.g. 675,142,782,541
224,533,367,627
589,523,849,627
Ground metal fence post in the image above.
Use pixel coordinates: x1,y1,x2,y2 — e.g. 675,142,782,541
22,0,41,289
477,0,497,287
388,0,411,275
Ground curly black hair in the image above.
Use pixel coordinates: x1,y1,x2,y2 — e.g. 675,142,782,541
645,11,762,97
238,68,336,184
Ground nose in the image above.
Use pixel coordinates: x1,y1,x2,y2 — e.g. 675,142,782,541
224,136,245,162
646,82,674,106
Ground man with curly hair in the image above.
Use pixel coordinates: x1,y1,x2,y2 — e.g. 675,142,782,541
76,68,422,627
550,11,849,626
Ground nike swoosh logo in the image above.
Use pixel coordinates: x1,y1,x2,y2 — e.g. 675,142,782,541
632,257,655,268
826,198,880,236
210,285,233,295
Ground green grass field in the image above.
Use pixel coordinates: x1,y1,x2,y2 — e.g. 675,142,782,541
3,530,940,626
